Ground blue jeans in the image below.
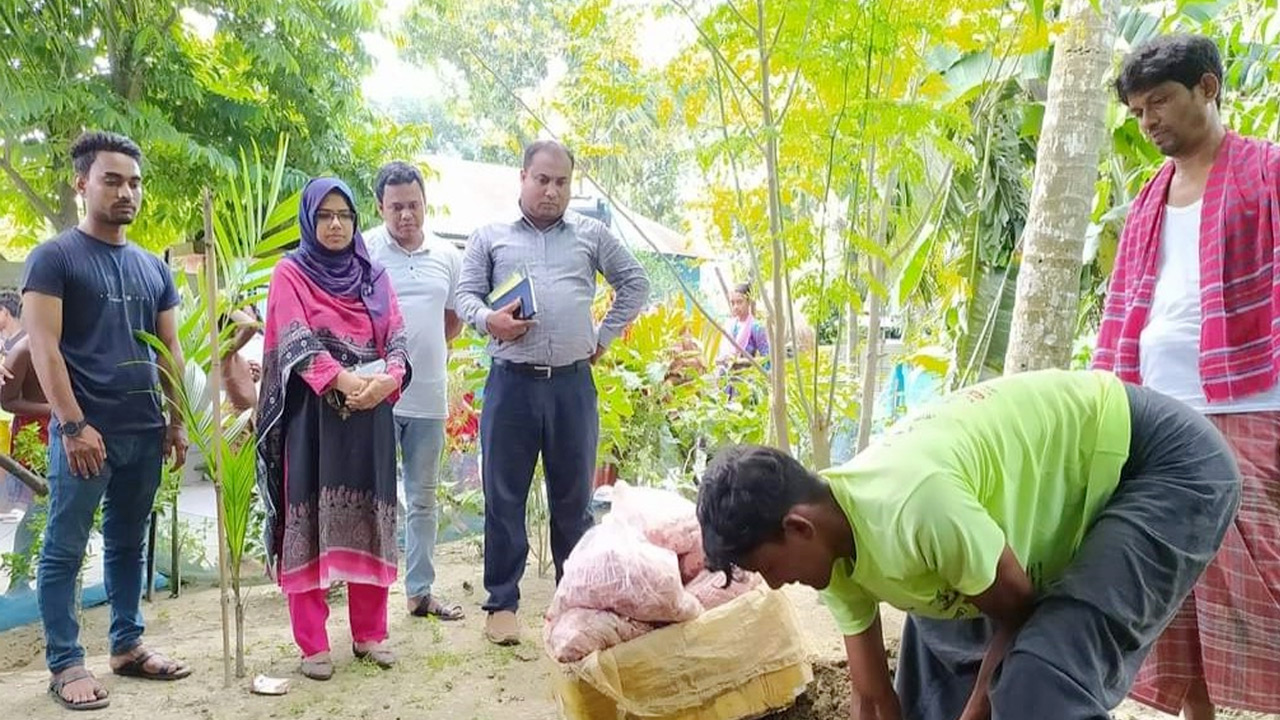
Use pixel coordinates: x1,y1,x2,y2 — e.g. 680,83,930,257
480,360,597,613
395,415,445,600
38,423,164,672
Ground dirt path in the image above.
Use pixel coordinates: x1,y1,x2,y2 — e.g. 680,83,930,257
0,542,562,720
0,542,1273,719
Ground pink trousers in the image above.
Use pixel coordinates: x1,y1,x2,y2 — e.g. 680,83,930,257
287,583,389,657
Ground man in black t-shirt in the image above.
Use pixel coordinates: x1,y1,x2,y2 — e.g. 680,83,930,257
21,131,191,710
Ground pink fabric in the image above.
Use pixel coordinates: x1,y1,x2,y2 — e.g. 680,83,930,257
266,260,408,398
279,548,398,594
256,257,411,580
287,583,389,656
1093,132,1280,402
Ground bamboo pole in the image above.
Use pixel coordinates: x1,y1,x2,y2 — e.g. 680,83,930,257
203,189,233,688
0,453,47,495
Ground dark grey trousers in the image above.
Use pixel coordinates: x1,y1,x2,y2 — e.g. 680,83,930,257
894,383,1241,720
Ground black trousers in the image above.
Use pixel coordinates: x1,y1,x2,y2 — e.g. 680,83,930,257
479,360,599,612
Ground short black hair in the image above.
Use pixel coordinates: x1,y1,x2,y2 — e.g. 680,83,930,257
522,140,575,171
373,161,426,204
1115,34,1224,108
0,291,19,319
70,131,143,177
697,444,829,577
733,282,751,298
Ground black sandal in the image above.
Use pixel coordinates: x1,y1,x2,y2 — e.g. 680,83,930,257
111,648,192,681
49,667,110,711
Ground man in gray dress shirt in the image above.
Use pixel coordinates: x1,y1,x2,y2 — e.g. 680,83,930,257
455,140,650,645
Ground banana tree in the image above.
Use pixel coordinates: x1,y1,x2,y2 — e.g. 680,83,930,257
139,134,299,679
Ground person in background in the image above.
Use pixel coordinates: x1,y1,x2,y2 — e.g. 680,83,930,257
717,282,769,369
0,290,26,360
22,130,190,710
1094,34,1280,719
221,304,263,415
255,177,410,681
0,294,47,596
366,160,465,621
454,139,650,646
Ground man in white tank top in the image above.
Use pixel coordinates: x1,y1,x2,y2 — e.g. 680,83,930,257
1095,34,1280,720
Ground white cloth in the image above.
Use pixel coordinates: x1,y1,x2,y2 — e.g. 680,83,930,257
367,224,461,419
1139,200,1280,413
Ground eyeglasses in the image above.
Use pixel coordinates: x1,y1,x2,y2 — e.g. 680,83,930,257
316,210,356,225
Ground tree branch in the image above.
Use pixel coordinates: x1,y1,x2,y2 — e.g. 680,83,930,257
0,140,61,226
775,0,817,125
669,0,764,110
722,0,757,35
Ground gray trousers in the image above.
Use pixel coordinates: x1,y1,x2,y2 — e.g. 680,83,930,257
895,383,1241,720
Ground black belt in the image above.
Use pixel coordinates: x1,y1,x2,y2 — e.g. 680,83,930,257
493,358,589,380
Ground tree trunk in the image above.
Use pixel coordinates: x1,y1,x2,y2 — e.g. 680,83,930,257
857,259,884,453
233,577,245,678
169,497,181,598
55,183,78,229
1005,0,1119,374
757,0,791,454
810,416,832,470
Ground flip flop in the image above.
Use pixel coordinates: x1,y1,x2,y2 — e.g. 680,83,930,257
409,595,465,621
111,648,192,681
48,667,111,711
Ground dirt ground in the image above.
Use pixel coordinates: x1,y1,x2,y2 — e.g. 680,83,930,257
0,542,1274,720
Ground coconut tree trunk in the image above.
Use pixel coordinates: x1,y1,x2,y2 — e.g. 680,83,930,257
1005,0,1119,374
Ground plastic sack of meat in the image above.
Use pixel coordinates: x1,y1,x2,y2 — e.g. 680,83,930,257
686,569,764,610
543,608,655,663
549,522,703,624
608,481,701,557
678,544,706,584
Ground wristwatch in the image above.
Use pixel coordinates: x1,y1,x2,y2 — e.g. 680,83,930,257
61,419,86,437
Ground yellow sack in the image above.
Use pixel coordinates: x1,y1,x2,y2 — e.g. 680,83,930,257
552,587,812,719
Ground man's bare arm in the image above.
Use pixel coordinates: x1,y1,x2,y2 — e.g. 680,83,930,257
444,309,463,342
1,344,51,418
843,615,902,720
959,545,1037,720
155,308,186,426
22,291,83,423
223,308,260,358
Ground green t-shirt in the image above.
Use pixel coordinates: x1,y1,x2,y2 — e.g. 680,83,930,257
819,369,1131,635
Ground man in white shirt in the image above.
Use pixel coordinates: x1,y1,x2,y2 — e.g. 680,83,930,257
1095,34,1280,719
366,161,465,620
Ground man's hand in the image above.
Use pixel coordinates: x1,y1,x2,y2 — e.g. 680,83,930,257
589,344,606,364
346,373,398,411
0,363,13,386
164,423,188,470
844,618,901,720
248,360,262,383
485,300,533,342
63,424,107,479
853,697,903,720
